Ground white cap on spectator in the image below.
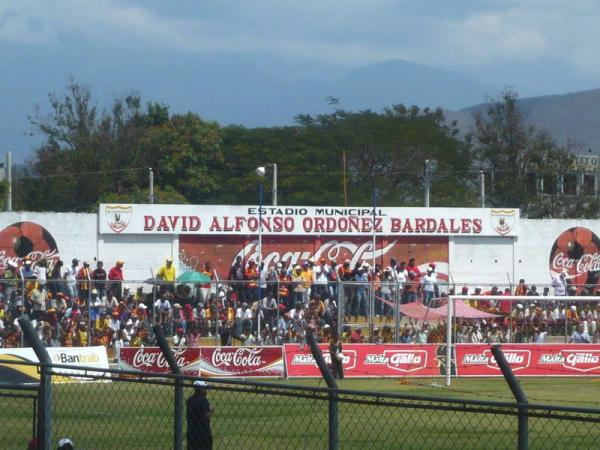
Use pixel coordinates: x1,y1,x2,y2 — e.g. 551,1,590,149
126,319,133,326
193,380,208,388
138,304,147,310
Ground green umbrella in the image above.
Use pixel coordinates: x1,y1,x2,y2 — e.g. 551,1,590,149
176,271,211,284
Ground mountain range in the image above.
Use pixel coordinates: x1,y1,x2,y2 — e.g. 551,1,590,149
3,52,600,161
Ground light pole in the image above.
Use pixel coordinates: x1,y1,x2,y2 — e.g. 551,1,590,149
255,163,278,206
424,159,437,207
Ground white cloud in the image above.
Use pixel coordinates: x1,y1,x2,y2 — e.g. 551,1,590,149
2,0,600,74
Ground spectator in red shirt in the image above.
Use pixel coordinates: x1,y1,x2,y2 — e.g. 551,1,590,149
108,260,125,301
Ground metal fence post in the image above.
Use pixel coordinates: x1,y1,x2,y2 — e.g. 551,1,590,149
491,345,528,450
306,328,338,450
154,324,183,450
19,317,52,450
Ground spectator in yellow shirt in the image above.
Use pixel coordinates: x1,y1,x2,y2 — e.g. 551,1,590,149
157,257,176,294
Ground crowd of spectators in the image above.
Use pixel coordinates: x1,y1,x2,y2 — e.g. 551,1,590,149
1,254,599,352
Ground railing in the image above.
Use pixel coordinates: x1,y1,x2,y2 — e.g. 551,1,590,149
2,277,600,350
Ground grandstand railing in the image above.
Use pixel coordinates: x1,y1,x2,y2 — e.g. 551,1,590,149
2,277,599,349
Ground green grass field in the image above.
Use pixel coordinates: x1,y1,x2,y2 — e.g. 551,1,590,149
3,377,600,449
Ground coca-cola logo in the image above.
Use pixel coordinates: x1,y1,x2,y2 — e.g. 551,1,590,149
233,240,397,271
0,221,60,272
210,347,265,368
128,348,193,371
549,227,600,291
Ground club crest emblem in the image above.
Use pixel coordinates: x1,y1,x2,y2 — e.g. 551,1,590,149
106,205,132,233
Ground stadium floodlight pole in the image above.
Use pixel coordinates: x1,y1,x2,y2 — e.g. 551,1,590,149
480,170,485,208
424,159,430,207
6,151,12,212
445,296,454,387
371,189,377,340
255,164,277,206
257,183,263,342
149,168,154,204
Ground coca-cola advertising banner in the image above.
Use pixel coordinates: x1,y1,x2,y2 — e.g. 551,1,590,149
549,227,600,293
198,346,284,377
180,235,448,280
455,344,600,376
118,346,285,378
283,344,441,377
99,204,519,237
119,347,201,375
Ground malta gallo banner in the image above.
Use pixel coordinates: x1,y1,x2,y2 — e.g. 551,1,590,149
118,346,285,378
283,344,440,377
455,344,600,376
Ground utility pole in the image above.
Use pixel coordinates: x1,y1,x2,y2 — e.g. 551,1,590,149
149,168,154,204
480,170,485,208
272,163,278,206
6,151,12,212
424,159,430,207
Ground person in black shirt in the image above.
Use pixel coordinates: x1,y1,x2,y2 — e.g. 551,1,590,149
329,334,344,380
187,380,214,450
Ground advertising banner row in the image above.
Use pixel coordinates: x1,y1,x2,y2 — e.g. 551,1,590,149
119,344,600,378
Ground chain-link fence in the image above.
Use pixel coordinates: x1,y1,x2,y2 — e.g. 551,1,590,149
0,384,38,449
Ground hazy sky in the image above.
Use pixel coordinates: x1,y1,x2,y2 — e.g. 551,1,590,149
2,0,600,160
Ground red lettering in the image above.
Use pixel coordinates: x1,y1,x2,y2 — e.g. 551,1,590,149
360,218,372,233
437,219,448,233
348,217,360,232
426,218,437,233
181,216,188,231
415,218,426,233
472,218,482,233
338,218,348,232
402,220,414,233
326,218,336,233
144,215,155,231
302,217,313,232
235,216,245,232
209,216,222,232
272,216,283,232
189,216,201,232
390,218,401,233
461,219,471,233
157,216,169,231
374,218,383,232
223,216,234,232
168,216,179,230
314,217,325,233
284,217,294,232
449,219,460,233
248,217,258,232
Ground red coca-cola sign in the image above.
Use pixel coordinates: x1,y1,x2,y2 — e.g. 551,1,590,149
549,227,600,292
119,347,201,375
198,346,284,377
180,235,448,279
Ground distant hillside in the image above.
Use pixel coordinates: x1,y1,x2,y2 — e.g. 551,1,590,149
328,60,495,112
446,89,600,153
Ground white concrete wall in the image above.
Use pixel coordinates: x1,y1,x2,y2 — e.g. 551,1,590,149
2,211,599,290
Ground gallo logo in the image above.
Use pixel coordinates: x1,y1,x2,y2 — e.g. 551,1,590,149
291,350,357,370
559,350,600,373
483,349,531,371
549,227,600,292
383,350,428,373
106,205,132,233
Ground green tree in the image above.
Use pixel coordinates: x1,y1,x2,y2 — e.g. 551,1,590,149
472,89,591,217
